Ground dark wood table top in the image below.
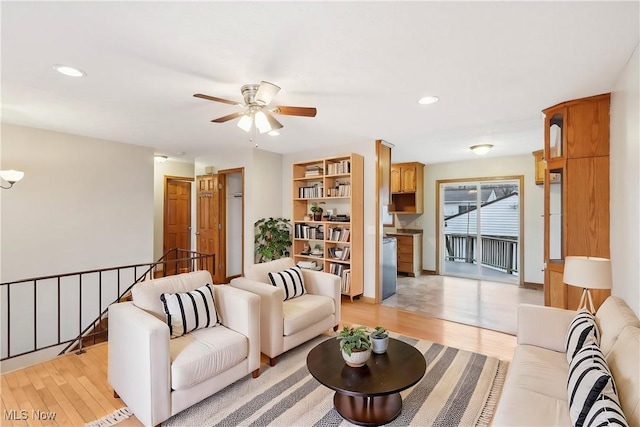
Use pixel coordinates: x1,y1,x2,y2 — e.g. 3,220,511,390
306,337,426,397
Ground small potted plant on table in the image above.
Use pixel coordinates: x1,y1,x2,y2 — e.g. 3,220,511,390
336,325,372,367
310,202,324,221
370,326,389,354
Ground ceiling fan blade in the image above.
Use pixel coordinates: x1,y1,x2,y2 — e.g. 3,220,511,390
212,111,245,123
272,106,317,117
264,112,283,131
255,81,281,105
194,93,242,106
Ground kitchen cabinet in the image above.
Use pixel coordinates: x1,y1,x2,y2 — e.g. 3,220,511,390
386,233,422,277
390,162,424,214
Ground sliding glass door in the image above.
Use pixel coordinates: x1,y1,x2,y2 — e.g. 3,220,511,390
440,179,521,284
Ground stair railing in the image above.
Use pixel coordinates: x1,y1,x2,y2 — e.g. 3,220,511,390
0,248,215,361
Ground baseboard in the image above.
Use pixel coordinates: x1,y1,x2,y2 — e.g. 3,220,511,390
522,281,543,291
422,269,437,275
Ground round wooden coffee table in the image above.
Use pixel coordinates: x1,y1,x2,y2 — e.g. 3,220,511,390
307,337,426,426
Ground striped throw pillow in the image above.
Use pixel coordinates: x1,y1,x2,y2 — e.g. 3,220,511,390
160,284,220,338
583,393,629,427
565,310,600,363
568,344,618,427
267,266,306,301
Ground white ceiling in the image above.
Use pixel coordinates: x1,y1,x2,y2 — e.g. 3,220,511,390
2,2,638,164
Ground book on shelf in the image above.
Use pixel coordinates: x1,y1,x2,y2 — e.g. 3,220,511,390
341,269,351,293
298,183,324,198
327,160,351,175
304,165,323,177
327,227,350,242
294,223,324,240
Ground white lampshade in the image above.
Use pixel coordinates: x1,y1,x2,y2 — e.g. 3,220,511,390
254,111,271,133
237,114,253,132
563,256,612,290
0,170,25,183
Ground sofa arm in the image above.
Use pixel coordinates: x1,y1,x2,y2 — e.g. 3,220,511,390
301,269,341,325
108,302,171,427
229,277,285,357
213,285,261,373
517,304,577,352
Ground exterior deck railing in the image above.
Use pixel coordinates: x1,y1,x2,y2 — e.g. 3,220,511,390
0,249,214,361
444,233,518,275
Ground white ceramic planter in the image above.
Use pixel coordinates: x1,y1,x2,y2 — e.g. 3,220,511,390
341,348,372,367
371,336,389,354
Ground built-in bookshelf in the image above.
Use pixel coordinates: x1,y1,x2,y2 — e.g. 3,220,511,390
292,154,363,300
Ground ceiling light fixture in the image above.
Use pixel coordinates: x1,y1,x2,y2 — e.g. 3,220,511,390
470,144,493,155
418,96,439,105
53,64,86,77
0,169,25,189
268,130,280,136
154,155,168,163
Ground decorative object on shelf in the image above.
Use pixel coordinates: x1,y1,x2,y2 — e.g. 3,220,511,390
301,243,311,255
254,217,292,263
563,256,612,313
0,169,24,190
370,326,389,354
311,244,323,256
310,202,324,221
336,325,372,367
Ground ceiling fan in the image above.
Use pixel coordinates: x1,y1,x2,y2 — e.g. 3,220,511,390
194,81,317,134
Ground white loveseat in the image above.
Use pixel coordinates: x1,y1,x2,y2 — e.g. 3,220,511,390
493,296,640,426
230,258,341,365
108,270,260,427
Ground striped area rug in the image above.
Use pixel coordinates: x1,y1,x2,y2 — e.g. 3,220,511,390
162,332,508,427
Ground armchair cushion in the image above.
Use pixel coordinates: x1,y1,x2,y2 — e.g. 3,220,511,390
283,294,335,336
160,283,220,338
169,326,248,391
268,266,306,301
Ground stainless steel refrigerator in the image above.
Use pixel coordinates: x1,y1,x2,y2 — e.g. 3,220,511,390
382,237,397,299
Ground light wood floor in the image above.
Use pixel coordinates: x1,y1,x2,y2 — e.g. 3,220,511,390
0,300,515,427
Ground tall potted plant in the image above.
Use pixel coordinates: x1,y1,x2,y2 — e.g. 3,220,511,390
336,325,372,367
254,217,292,263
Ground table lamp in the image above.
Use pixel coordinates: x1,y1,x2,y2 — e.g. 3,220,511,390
563,256,612,313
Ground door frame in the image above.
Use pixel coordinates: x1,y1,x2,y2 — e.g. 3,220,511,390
435,175,525,285
218,167,244,282
163,175,195,273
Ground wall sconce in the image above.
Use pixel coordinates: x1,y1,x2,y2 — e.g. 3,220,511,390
0,170,24,189
470,144,493,155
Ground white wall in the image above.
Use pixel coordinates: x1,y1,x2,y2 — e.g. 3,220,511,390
283,141,377,297
413,154,544,284
610,43,640,315
1,124,154,280
0,124,154,367
153,159,195,262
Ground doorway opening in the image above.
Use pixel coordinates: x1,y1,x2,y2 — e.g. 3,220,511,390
437,177,523,285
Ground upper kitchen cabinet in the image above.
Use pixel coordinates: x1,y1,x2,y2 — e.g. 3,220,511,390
390,162,424,214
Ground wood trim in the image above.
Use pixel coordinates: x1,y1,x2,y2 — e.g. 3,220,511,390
422,269,437,275
376,140,393,304
218,167,245,281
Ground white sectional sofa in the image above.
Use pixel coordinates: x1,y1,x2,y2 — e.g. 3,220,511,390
108,271,260,427
493,296,640,426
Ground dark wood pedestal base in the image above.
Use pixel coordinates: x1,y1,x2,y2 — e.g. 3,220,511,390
334,392,402,426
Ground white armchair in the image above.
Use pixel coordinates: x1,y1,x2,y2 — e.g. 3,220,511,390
230,258,341,366
108,271,260,427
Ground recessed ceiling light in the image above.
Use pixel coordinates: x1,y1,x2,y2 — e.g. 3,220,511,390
268,130,280,136
418,96,439,105
53,64,86,77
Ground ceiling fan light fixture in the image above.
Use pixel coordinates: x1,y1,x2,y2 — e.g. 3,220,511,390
268,130,280,136
53,64,86,77
470,144,493,155
254,111,271,133
418,96,439,105
255,81,281,105
237,113,253,132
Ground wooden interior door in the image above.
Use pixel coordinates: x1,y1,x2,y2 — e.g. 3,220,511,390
197,174,225,282
164,178,192,275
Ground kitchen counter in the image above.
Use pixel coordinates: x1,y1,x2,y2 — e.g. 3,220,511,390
384,231,422,276
386,229,423,236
